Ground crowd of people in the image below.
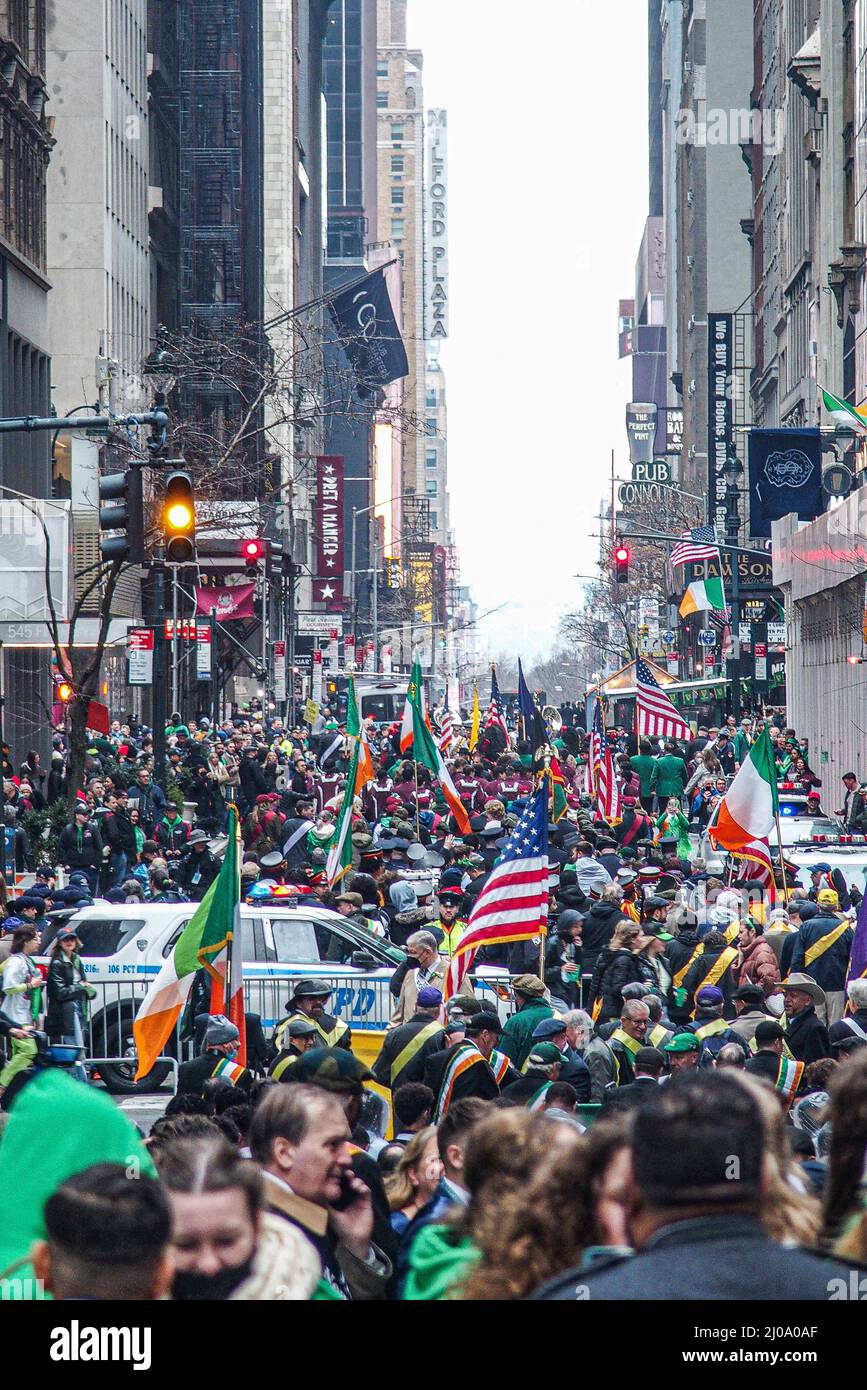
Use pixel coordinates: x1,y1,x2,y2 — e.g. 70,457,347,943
0,696,866,1300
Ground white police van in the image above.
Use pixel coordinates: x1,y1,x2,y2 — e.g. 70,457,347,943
59,902,509,1094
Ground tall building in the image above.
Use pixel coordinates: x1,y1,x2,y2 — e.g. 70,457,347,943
0,0,55,755
423,107,450,549
0,0,53,499
376,0,427,523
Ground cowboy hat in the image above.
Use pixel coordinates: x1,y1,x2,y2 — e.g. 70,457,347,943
780,973,826,1007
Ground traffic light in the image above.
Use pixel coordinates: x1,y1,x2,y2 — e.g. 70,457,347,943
98,467,144,562
613,544,630,585
242,538,267,574
163,470,195,564
55,679,74,704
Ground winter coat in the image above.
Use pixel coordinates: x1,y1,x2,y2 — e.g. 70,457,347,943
654,755,688,799
790,913,855,993
581,902,625,974
784,1005,831,1064
155,816,190,857
734,935,781,997
589,947,656,1022
45,954,93,1037
57,822,104,871
498,999,553,1069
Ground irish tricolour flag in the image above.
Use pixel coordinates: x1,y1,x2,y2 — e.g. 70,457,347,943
134,808,243,1079
679,574,726,617
708,726,779,852
821,387,867,435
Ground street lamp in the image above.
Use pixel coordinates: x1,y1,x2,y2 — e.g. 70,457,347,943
722,454,744,720
142,326,178,405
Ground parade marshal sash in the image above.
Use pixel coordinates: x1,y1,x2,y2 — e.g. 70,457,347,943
723,922,740,945
693,1016,729,1042
748,1033,794,1060
692,947,737,1001
489,1048,512,1085
804,921,850,968
433,1043,485,1122
212,1057,246,1084
648,1023,670,1048
775,1055,805,1105
527,1081,552,1112
390,1020,443,1087
673,942,704,989
609,1027,640,1085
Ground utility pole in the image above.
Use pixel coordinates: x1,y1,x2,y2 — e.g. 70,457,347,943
150,560,167,791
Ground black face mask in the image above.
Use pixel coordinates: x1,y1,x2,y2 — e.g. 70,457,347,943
171,1253,254,1301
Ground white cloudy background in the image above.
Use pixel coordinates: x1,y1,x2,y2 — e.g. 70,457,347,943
406,0,649,660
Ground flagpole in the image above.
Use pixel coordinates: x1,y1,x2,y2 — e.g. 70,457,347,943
413,756,421,841
539,763,550,985
773,809,791,908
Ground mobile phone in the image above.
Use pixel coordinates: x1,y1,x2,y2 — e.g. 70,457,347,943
331,1171,358,1212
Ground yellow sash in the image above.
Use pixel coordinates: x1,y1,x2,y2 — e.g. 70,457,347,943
694,1016,729,1042
609,1027,641,1085
749,1033,794,1061
648,1023,670,1048
804,920,850,968
673,942,704,989
690,948,738,1016
271,1052,298,1081
723,922,740,945
389,1019,443,1087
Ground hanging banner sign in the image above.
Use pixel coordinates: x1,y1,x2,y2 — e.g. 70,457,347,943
707,312,733,534
312,649,323,703
196,621,213,681
128,628,155,686
273,639,287,702
314,456,345,609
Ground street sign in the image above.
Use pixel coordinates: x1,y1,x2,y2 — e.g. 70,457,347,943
297,613,344,636
698,629,717,647
754,642,767,681
632,460,671,483
196,621,212,681
767,622,786,645
273,640,287,702
127,628,154,686
661,628,676,646
304,699,319,725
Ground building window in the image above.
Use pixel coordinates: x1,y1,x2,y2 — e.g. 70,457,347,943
426,448,438,468
390,125,404,143
376,91,388,109
426,387,437,407
391,186,404,205
425,418,437,436
390,218,404,238
391,156,404,174
377,59,388,78
426,480,437,496
430,512,438,531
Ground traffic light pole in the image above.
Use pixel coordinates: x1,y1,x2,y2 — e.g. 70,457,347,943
171,566,180,716
150,561,167,791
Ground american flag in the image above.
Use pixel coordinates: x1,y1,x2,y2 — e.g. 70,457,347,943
730,838,776,906
486,667,509,737
636,657,692,742
589,700,620,822
444,785,549,1000
670,526,720,568
438,694,454,755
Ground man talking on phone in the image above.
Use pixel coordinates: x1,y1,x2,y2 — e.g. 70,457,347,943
249,1079,392,1299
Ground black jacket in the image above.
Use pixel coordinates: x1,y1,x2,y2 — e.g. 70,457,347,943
784,1004,831,1063
828,1008,867,1050
371,1013,446,1091
45,955,90,1037
590,947,656,1022
176,1050,253,1097
57,822,104,871
534,1214,866,1300
103,809,137,855
581,902,624,975
681,944,738,1018
176,848,221,901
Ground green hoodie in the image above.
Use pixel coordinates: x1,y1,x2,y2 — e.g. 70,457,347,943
403,1224,480,1301
0,1070,156,1299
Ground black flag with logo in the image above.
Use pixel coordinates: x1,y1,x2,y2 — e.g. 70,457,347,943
329,267,409,397
748,428,823,538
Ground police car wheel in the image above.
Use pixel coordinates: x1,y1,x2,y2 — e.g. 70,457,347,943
98,1022,172,1095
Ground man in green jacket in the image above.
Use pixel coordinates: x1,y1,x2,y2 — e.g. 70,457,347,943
499,975,553,1068
654,742,688,802
629,741,658,809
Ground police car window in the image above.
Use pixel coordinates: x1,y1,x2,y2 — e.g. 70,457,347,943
239,917,259,960
269,917,320,964
74,918,146,957
162,915,195,957
313,921,356,964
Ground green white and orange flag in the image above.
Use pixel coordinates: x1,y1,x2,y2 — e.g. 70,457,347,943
820,387,867,435
346,672,374,790
708,726,779,853
402,657,471,834
326,675,375,885
133,808,244,1079
679,574,726,617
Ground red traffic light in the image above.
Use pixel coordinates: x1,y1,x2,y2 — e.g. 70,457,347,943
613,544,630,584
614,546,630,563
243,539,265,561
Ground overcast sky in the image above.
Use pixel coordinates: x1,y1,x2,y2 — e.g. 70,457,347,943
406,0,648,662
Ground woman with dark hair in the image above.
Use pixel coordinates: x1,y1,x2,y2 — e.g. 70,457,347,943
821,1050,867,1247
0,925,42,1095
45,928,94,1081
588,920,656,1022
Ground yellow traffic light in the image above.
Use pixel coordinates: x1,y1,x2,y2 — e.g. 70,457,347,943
164,470,195,564
56,682,74,703
167,501,193,530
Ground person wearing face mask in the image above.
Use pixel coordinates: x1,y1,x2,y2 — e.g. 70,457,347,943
158,1136,320,1301
176,1015,253,1097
